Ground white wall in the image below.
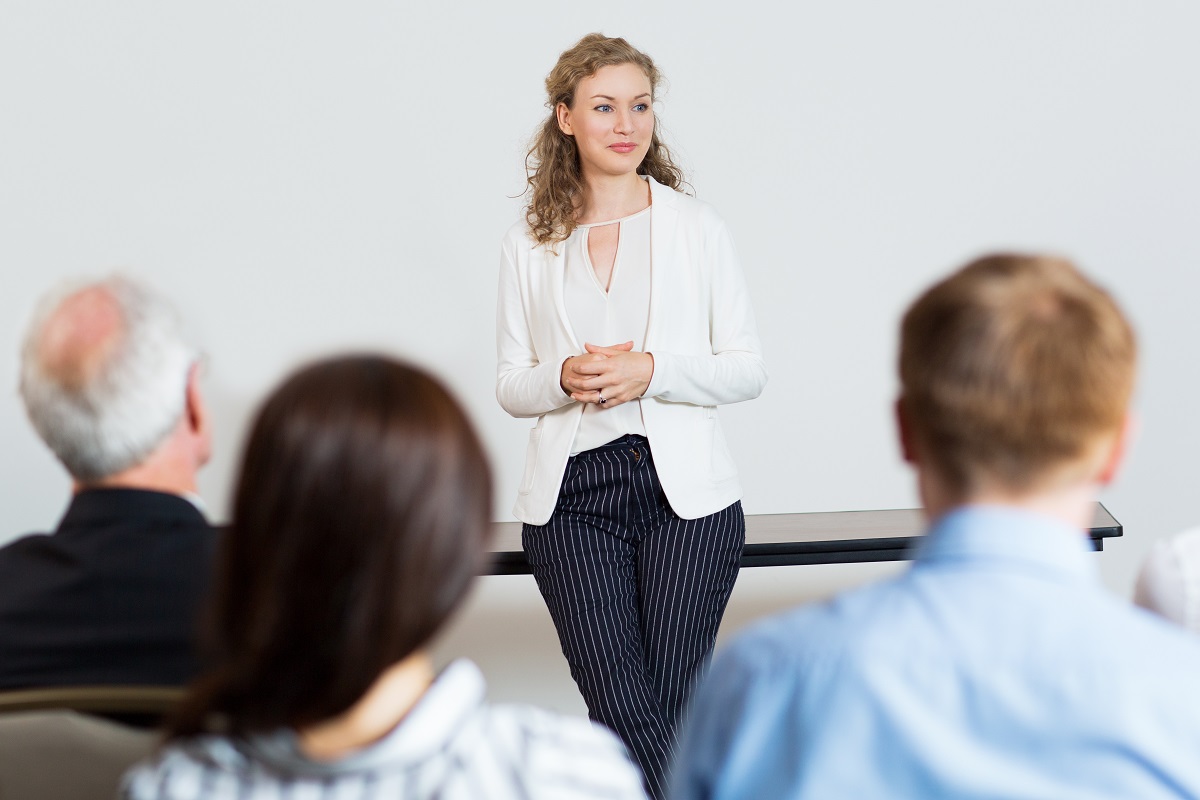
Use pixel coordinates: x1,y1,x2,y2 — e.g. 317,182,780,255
2,2,1198,712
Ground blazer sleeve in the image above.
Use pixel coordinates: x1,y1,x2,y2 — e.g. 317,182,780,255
643,217,768,406
495,234,576,419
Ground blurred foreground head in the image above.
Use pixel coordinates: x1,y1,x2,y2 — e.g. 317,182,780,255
178,355,492,734
898,254,1136,500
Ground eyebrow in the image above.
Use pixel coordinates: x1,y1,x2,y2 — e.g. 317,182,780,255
590,93,652,101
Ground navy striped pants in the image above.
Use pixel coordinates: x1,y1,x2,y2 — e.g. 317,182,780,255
523,435,744,799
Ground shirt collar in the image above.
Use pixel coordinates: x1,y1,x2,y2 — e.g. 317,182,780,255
180,491,208,515
243,658,486,776
912,504,1099,585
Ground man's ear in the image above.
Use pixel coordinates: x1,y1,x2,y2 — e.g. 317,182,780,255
1096,411,1137,487
556,101,574,136
185,363,203,431
896,396,919,465
184,362,212,467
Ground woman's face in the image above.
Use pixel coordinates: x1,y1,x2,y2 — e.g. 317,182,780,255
557,63,654,182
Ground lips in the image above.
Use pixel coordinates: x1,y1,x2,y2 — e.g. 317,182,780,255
609,142,638,154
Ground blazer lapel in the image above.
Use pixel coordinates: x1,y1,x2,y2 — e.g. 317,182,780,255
538,241,582,351
645,177,678,352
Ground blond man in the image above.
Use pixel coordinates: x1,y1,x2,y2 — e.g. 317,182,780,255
673,255,1200,799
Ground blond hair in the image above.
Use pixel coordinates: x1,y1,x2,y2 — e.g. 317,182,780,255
524,33,686,248
899,254,1136,494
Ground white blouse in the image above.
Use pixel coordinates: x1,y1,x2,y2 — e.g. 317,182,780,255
563,206,651,454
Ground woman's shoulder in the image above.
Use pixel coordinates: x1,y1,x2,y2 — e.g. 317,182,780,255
648,178,725,228
466,703,647,797
502,218,532,245
122,706,646,799
501,218,555,265
480,701,627,746
121,736,252,798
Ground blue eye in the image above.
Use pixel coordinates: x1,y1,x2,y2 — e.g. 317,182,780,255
595,104,613,112
634,103,649,112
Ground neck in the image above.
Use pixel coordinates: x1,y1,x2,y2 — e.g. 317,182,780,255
74,430,200,498
921,472,1099,533
298,651,436,761
80,471,198,498
577,171,649,223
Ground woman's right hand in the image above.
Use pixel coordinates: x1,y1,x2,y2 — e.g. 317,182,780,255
560,341,634,398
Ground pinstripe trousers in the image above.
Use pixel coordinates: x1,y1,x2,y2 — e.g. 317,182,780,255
522,434,744,799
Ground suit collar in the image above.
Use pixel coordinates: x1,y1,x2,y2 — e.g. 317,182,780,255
57,487,209,533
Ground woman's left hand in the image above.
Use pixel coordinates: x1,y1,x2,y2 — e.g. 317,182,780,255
569,342,655,408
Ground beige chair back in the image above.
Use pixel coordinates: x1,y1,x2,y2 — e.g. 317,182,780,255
0,710,157,800
0,685,183,717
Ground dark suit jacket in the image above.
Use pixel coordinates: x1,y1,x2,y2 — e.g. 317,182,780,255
0,488,217,690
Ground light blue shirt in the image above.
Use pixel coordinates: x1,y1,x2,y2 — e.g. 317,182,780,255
673,505,1200,800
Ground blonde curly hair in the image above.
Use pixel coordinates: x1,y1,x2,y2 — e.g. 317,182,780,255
524,33,687,248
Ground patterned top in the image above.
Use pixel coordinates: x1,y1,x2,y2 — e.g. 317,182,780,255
123,659,647,799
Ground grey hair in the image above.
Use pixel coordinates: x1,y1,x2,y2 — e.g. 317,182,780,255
19,275,198,482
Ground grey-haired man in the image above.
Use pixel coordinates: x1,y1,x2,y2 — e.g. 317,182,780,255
0,275,216,690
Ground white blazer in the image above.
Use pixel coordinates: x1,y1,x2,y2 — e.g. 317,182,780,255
496,177,767,525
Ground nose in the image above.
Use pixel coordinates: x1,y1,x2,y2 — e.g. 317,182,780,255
614,110,633,135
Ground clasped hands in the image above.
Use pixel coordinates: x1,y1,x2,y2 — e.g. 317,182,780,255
560,342,654,408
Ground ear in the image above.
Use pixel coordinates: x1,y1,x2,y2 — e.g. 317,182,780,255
184,362,213,467
556,101,574,136
895,397,919,465
1096,411,1136,486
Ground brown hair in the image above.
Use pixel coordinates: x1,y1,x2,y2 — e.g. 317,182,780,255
167,355,492,737
524,33,687,248
899,254,1136,495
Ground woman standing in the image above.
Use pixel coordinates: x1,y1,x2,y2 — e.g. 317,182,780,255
496,34,767,797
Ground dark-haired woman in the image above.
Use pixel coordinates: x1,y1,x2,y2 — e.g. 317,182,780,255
122,356,647,799
496,34,767,797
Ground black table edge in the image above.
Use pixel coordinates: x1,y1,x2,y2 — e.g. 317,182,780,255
486,506,1123,575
